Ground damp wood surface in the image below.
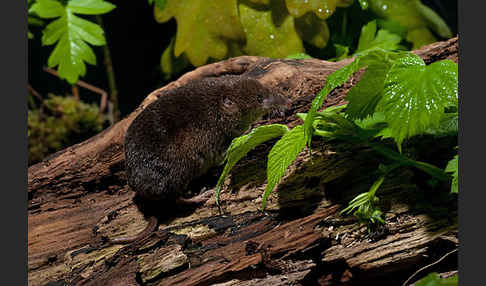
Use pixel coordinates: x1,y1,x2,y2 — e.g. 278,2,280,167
28,37,458,286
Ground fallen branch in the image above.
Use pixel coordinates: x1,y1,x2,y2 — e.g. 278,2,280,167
28,37,458,286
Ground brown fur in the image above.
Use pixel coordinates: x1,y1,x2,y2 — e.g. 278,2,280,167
111,75,288,244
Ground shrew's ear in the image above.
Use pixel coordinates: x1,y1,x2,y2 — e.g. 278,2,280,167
220,96,239,114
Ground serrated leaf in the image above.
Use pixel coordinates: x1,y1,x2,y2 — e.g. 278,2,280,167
216,124,289,205
353,112,386,129
29,0,64,18
354,20,402,55
262,125,306,210
67,0,115,15
315,113,384,143
155,0,245,67
36,0,115,84
357,20,378,52
445,155,458,194
376,54,458,148
239,1,304,59
345,50,398,119
285,0,352,20
352,112,393,139
341,175,384,215
44,13,103,82
69,14,106,45
304,59,360,145
300,104,347,137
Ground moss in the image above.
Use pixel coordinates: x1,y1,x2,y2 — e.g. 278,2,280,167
28,94,104,165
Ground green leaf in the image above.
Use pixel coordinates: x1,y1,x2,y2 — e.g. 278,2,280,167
239,1,304,59
304,59,360,145
356,20,377,53
155,0,245,67
345,50,398,119
376,54,458,148
341,175,385,215
353,112,389,136
445,155,458,194
67,0,116,15
263,125,306,210
285,0,352,20
300,105,348,138
354,20,402,56
351,112,393,139
152,0,353,66
315,112,385,143
367,0,451,48
415,272,458,286
216,124,289,206
29,0,64,18
35,0,115,84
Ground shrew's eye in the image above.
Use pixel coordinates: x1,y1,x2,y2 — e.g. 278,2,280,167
223,96,235,107
221,96,239,113
257,94,263,103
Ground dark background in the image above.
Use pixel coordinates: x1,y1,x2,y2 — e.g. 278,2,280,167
27,0,458,117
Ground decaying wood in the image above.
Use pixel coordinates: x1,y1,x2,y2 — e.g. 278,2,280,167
28,37,458,286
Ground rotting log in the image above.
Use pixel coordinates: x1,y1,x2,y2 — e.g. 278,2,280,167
28,37,458,286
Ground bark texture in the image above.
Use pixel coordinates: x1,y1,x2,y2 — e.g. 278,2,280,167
28,37,458,286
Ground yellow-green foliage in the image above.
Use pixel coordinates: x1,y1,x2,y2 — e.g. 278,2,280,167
366,0,452,49
28,95,103,165
156,0,451,74
156,0,352,74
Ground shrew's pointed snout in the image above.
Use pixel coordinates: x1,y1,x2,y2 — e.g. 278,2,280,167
262,93,291,110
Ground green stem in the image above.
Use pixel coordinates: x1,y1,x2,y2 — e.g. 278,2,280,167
368,142,450,181
96,15,120,123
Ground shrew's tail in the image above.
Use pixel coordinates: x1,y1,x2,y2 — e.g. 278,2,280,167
108,216,158,245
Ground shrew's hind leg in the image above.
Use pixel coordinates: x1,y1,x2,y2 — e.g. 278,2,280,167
176,189,215,205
